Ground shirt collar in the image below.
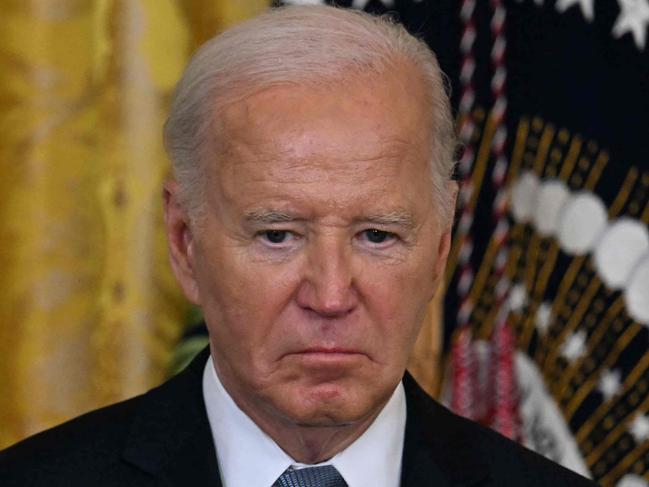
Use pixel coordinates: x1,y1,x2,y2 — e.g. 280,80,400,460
202,356,406,487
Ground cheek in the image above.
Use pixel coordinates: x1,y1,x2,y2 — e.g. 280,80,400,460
361,247,436,304
359,259,434,346
196,246,300,343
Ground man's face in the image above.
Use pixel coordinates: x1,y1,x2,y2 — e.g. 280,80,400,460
166,65,453,429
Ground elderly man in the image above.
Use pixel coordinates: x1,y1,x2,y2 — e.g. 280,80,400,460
1,5,596,487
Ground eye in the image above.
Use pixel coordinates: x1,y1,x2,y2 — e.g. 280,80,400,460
261,230,290,244
360,229,397,245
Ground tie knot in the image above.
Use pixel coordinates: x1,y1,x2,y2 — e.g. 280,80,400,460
273,465,347,487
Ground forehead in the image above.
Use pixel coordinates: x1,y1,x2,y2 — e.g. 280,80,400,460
219,65,430,144
206,65,434,213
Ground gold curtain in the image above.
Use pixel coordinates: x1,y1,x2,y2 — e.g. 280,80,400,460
0,0,268,449
0,0,441,448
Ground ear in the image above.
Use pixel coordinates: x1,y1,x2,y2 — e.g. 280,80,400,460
163,180,201,305
432,181,458,289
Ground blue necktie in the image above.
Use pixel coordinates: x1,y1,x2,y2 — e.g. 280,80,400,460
273,465,347,487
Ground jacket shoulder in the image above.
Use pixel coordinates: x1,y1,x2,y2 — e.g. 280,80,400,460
0,394,150,486
450,411,596,485
402,374,598,486
0,349,212,487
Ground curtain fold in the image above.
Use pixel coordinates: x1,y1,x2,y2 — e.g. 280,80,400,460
0,0,270,449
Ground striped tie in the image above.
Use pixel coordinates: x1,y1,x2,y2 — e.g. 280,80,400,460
273,465,347,487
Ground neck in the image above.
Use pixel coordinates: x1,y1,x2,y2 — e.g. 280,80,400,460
247,405,380,464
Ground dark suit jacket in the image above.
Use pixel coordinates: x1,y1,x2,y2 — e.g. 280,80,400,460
0,348,597,486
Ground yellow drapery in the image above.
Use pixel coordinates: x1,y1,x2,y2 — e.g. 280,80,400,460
0,0,268,448
0,0,441,448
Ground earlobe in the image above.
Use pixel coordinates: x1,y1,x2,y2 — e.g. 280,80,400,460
163,180,201,305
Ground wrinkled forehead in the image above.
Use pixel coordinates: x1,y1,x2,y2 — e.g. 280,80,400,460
198,73,438,228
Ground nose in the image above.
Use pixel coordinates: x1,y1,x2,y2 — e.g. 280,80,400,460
296,236,358,318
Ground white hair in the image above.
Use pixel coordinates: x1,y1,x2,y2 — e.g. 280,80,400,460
164,5,456,224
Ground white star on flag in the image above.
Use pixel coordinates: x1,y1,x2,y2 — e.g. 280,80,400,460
555,0,595,22
597,369,622,401
508,283,528,312
612,0,649,50
629,413,649,443
560,330,587,362
616,475,649,487
535,302,552,334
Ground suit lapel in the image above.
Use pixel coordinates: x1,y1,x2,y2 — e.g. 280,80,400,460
121,347,221,486
401,373,491,487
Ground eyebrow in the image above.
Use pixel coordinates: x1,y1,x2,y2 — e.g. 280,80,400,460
359,211,416,228
244,209,302,224
243,209,416,227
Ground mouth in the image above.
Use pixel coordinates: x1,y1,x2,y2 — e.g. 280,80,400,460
300,347,361,355
284,348,368,365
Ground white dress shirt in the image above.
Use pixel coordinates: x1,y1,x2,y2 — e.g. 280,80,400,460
202,356,406,487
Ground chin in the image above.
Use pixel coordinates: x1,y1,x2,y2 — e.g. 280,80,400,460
275,381,381,428
288,404,368,429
